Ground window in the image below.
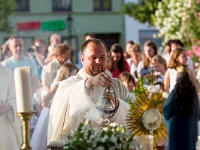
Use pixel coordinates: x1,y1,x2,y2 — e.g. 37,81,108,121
94,0,111,11
95,33,120,51
139,30,162,49
52,0,71,12
15,0,29,12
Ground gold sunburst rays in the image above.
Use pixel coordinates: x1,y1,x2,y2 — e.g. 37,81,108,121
126,77,168,149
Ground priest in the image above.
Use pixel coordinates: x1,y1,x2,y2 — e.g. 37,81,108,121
0,65,22,149
48,39,131,143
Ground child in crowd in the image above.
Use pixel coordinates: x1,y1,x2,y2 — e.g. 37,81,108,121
30,63,79,150
42,63,79,107
164,47,196,93
137,41,157,84
151,55,167,83
118,72,136,101
127,43,143,83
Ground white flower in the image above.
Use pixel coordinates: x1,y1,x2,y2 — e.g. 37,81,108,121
195,62,199,67
109,122,118,127
102,127,108,131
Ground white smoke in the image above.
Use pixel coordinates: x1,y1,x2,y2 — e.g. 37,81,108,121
84,87,107,122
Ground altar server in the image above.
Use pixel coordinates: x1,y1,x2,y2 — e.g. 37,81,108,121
0,65,22,149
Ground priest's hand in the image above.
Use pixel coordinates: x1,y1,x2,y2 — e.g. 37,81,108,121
0,101,13,116
86,71,113,89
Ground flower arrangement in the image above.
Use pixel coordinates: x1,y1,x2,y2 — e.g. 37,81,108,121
59,121,140,150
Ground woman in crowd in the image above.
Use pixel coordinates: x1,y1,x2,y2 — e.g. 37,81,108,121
30,63,79,150
124,40,135,60
169,39,194,71
137,40,157,80
118,72,136,101
127,43,143,82
163,65,200,150
151,55,167,83
164,47,196,93
107,43,130,78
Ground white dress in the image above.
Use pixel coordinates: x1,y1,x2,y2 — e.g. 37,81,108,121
127,58,140,81
168,68,178,93
31,80,59,150
30,107,50,150
168,68,191,93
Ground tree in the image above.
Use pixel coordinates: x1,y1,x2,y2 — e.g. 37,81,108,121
121,0,161,26
155,0,200,67
155,0,200,47
0,0,17,33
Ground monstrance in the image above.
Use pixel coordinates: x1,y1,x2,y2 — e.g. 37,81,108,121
126,71,168,148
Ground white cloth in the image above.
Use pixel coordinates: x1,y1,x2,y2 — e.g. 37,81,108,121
48,68,130,143
168,68,191,92
127,58,141,81
0,65,22,150
31,107,50,150
168,68,178,93
33,87,47,104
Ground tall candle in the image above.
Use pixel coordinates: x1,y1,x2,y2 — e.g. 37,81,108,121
14,67,33,112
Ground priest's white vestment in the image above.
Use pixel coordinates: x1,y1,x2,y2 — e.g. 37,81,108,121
48,69,131,143
0,65,22,150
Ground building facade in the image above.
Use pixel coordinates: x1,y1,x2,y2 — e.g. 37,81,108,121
124,0,162,49
1,0,126,63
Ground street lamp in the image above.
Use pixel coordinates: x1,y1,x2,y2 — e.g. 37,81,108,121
66,14,73,39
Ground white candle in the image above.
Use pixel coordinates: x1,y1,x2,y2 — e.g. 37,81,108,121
14,67,33,112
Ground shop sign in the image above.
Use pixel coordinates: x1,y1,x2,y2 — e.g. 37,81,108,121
16,20,66,31
17,21,41,31
42,20,66,31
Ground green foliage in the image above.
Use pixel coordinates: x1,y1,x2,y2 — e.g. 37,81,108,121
0,0,17,33
121,0,161,26
134,77,145,96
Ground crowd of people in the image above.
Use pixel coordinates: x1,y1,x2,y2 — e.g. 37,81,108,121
0,33,200,150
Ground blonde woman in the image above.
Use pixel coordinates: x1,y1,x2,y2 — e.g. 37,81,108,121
164,47,196,93
127,43,143,81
